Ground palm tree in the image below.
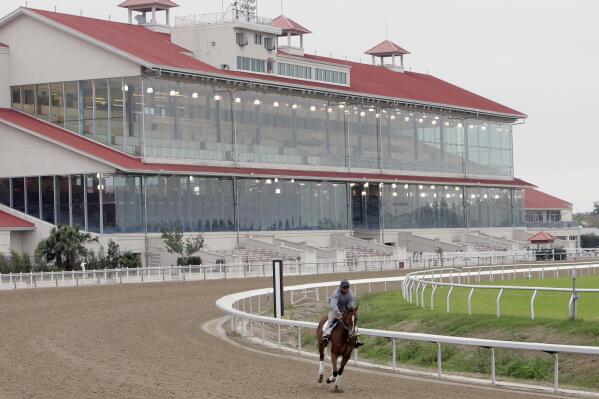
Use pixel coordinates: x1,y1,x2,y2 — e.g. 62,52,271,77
36,225,98,270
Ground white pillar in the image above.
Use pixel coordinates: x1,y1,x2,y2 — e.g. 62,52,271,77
400,54,404,68
128,9,133,24
0,47,9,108
287,32,291,47
152,7,156,23
392,54,396,66
371,55,375,65
166,9,170,26
300,34,304,49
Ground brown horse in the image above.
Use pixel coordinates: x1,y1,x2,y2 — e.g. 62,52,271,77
316,306,359,392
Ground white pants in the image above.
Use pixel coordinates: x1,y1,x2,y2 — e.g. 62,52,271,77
323,310,339,337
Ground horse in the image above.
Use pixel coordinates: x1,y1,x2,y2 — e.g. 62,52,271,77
316,306,359,392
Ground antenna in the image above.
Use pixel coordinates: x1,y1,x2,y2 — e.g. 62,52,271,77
232,0,257,21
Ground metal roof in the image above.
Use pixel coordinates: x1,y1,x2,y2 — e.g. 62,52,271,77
365,39,410,56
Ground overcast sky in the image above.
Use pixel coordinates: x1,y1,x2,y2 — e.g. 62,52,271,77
3,0,598,212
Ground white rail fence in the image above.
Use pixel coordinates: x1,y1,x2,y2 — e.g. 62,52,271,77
0,251,537,291
216,265,599,396
403,262,599,319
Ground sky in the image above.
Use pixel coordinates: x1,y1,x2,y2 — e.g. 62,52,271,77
2,0,598,212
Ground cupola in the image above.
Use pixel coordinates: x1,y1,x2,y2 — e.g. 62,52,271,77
118,0,179,26
272,15,311,56
365,39,410,72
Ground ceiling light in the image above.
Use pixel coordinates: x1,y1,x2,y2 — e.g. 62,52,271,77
391,183,397,188
360,111,366,117
338,104,345,109
310,105,316,111
327,108,333,113
254,99,261,105
404,184,409,189
170,90,177,96
213,94,222,101
432,120,437,125
274,178,278,183
266,179,272,184
457,123,463,128
392,192,398,197
123,85,129,92
192,92,199,99
292,104,298,109
235,97,242,103
368,107,375,112
404,116,410,122
390,115,396,120
146,87,154,94
273,101,280,107
364,182,369,188
361,191,367,196
275,188,281,194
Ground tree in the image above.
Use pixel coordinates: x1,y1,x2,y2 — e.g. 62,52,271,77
106,239,120,269
594,201,599,215
35,225,98,270
161,225,205,264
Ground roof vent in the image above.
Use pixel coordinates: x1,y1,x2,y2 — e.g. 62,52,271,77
119,0,179,26
365,39,410,72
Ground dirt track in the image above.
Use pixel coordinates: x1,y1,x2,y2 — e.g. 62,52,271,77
0,272,559,399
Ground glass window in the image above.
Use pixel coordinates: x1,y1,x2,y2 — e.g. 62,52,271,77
11,86,22,110
81,80,94,138
146,175,235,233
25,176,40,218
238,179,348,231
64,81,80,134
41,176,55,224
11,178,25,212
237,56,265,73
102,175,116,233
22,85,35,115
124,77,143,156
0,178,10,206
381,110,416,171
50,83,64,126
315,68,347,84
110,78,124,150
56,175,70,226
144,78,233,162
86,174,100,233
114,175,144,233
94,79,109,145
35,84,50,121
348,108,378,169
278,62,311,79
71,174,85,229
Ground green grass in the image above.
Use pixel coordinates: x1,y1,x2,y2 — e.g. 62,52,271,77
420,274,599,321
352,274,599,389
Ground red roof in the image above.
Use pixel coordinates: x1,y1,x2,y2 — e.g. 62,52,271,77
272,15,311,35
118,0,179,8
528,231,555,243
0,108,533,189
525,188,571,210
0,210,35,230
365,40,410,56
29,9,218,74
24,9,524,118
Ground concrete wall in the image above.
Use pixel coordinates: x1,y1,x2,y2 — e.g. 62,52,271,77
0,231,10,254
172,23,278,72
0,14,141,86
0,46,9,107
0,122,115,177
0,205,55,255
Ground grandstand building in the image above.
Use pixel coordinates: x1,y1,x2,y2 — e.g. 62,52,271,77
0,1,548,264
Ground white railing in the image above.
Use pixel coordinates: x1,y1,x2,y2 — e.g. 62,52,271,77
216,266,599,396
2,250,597,291
403,262,599,319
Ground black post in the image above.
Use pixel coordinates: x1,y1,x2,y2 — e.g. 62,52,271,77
273,259,284,318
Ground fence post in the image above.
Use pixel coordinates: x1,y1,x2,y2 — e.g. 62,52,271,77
531,290,538,320
554,353,559,392
297,328,302,354
491,348,496,384
431,285,437,310
496,288,503,318
446,286,453,313
467,288,475,315
277,324,281,347
437,342,442,378
392,338,397,371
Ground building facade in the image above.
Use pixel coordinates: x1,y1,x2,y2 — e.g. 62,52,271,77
0,2,537,262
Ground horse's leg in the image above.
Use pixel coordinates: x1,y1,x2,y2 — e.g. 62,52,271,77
334,353,351,393
318,342,325,383
326,350,338,384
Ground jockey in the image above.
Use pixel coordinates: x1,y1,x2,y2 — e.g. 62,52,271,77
322,279,364,348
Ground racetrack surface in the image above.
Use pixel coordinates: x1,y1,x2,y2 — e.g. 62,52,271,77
0,271,560,399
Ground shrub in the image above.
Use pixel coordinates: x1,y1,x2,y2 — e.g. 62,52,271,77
581,234,599,248
177,256,202,266
118,252,141,269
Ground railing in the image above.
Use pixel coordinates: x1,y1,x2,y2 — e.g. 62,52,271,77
175,12,273,28
402,262,599,320
216,266,599,396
